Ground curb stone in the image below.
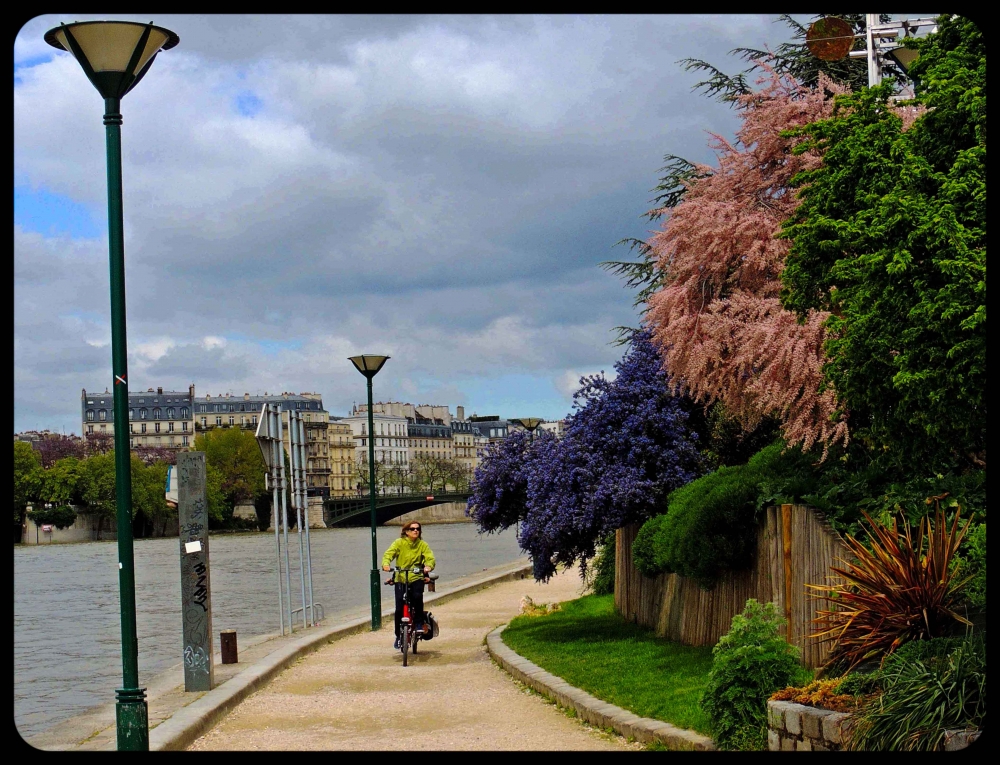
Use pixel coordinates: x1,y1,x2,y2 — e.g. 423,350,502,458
486,624,715,751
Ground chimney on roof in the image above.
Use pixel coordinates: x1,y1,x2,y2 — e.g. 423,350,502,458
244,393,250,400
157,387,163,394
189,383,195,399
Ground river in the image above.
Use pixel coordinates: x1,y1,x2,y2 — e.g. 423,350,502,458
14,523,525,739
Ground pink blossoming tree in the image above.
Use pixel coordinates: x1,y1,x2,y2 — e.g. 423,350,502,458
646,71,849,453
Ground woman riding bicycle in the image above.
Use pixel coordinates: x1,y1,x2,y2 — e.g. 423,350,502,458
382,523,435,650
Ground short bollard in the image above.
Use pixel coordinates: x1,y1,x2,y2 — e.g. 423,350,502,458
220,630,238,664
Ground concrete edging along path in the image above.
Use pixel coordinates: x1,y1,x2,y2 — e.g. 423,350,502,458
486,624,715,751
149,559,533,751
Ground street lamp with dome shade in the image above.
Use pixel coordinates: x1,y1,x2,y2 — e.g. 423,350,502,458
44,19,178,752
348,354,390,630
513,417,543,443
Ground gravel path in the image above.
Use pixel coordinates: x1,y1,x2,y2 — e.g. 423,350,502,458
188,570,639,750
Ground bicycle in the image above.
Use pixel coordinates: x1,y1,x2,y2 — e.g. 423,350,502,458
384,564,439,666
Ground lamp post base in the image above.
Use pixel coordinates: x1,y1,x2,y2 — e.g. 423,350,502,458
115,687,148,750
370,569,382,631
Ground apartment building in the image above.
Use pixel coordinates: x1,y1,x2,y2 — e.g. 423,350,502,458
342,407,409,493
408,419,453,461
81,385,195,450
538,419,567,439
194,391,329,497
327,419,357,497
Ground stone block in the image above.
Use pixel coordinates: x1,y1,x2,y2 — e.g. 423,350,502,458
767,701,785,729
796,737,813,751
944,729,980,751
813,741,828,752
822,712,849,745
802,708,831,739
785,706,802,736
781,734,796,751
768,729,780,751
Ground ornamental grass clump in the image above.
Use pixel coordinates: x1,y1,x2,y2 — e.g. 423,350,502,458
809,503,973,670
846,635,986,751
701,598,809,750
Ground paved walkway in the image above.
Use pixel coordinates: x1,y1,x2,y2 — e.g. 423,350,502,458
188,569,638,750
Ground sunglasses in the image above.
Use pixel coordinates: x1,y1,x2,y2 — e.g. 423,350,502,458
406,527,421,532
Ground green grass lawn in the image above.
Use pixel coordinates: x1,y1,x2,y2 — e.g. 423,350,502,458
501,593,714,735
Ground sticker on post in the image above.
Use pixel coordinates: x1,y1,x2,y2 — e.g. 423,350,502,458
185,540,203,554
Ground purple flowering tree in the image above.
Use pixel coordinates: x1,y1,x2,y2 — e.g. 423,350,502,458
466,429,531,533
469,330,702,580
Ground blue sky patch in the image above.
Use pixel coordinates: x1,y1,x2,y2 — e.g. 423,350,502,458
235,90,263,117
14,186,102,238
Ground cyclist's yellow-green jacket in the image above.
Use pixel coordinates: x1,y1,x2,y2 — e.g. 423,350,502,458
382,537,436,583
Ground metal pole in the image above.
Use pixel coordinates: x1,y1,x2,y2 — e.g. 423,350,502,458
270,409,284,637
277,407,294,632
366,377,381,630
290,412,307,630
866,13,882,88
104,95,148,751
299,417,316,626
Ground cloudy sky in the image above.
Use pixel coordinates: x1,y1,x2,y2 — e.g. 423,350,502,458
15,14,807,434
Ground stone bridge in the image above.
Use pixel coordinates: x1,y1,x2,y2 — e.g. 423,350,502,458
323,491,472,528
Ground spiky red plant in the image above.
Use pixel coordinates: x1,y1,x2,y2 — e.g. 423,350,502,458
808,503,973,669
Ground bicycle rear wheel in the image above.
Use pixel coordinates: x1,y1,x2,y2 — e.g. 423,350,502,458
401,625,410,666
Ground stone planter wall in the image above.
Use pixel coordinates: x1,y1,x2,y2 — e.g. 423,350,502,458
767,700,852,751
767,699,981,751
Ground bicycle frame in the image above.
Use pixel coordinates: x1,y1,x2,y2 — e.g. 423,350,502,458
385,563,431,666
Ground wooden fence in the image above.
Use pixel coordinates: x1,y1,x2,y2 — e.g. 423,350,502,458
614,504,850,668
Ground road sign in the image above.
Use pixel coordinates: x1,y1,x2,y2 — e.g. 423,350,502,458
255,403,274,469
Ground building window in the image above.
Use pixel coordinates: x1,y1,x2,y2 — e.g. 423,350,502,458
182,435,189,446
87,425,94,434
153,408,161,420
130,438,135,448
155,437,161,445
141,423,147,433
154,422,161,433
169,436,175,446
251,416,257,427
87,410,95,421
138,398,144,404
181,407,189,418
140,408,147,419
200,417,207,427
228,416,235,426
167,407,175,419
240,404,245,412
168,422,174,432
216,417,222,426
100,424,107,432
129,409,134,420
183,422,188,432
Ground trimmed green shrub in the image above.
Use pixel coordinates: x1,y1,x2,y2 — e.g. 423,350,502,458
833,670,883,697
632,442,818,588
28,504,78,530
588,533,616,595
701,599,809,750
848,635,986,751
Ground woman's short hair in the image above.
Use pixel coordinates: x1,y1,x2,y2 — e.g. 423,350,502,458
399,523,422,538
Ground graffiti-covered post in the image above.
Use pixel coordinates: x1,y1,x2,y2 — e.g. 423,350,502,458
178,451,213,692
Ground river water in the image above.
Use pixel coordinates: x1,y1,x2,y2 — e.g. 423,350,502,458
14,523,524,739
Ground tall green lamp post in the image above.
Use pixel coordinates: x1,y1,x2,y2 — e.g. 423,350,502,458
348,354,390,630
44,20,179,752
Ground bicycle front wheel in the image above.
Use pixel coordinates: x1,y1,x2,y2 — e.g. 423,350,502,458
401,625,410,667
